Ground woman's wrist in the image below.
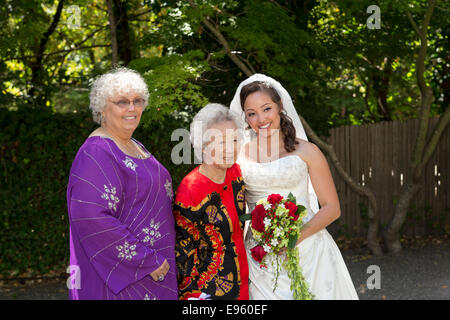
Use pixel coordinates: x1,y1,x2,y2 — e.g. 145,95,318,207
296,224,309,245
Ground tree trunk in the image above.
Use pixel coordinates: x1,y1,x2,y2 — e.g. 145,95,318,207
442,53,450,110
112,0,134,65
367,205,381,255
28,0,65,106
372,57,393,120
106,0,119,66
383,0,440,253
384,180,421,253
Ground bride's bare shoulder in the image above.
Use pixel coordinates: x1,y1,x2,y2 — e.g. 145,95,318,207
294,138,323,162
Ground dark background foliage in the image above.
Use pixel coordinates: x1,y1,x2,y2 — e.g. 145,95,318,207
0,108,196,277
1,0,448,275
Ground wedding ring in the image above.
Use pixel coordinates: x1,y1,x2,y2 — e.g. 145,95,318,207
158,275,164,281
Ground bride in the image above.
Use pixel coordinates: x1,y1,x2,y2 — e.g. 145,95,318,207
230,74,359,300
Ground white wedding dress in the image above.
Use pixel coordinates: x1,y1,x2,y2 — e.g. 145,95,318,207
238,154,359,300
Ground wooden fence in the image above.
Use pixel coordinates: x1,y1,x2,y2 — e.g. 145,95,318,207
325,117,450,238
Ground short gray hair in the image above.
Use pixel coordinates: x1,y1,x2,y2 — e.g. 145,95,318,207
89,67,149,124
190,103,242,156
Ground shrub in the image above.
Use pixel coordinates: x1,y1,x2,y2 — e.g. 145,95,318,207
0,107,195,277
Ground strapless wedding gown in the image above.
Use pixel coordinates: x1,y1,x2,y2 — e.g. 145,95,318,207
238,155,359,300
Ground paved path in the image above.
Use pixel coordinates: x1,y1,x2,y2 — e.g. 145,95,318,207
344,243,449,300
1,242,448,300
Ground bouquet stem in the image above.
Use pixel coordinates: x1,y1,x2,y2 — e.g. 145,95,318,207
285,248,315,300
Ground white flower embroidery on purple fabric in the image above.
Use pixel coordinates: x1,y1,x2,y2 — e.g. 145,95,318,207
143,293,157,300
116,241,137,261
164,179,173,199
142,219,161,246
123,157,138,171
101,184,120,212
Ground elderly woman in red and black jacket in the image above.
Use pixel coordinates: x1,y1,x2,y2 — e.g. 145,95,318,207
174,103,249,300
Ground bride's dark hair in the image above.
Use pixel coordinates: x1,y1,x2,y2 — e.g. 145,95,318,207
240,81,299,152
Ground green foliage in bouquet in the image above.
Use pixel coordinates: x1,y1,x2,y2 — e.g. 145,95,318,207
240,192,315,299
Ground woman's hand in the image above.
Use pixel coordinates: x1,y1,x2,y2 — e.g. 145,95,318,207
279,231,306,261
150,259,170,281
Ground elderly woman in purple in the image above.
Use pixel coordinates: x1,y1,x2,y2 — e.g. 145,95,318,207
67,67,177,300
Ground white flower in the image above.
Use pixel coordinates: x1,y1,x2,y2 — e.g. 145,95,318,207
263,203,272,211
116,241,137,261
168,7,182,18
263,217,272,229
101,184,120,212
143,293,156,300
274,228,283,238
123,157,138,171
263,244,271,253
181,22,193,36
142,219,161,246
271,238,279,247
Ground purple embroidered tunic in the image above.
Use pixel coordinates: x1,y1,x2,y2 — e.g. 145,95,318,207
67,136,178,300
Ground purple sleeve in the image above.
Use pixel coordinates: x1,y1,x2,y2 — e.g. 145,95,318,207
68,143,165,295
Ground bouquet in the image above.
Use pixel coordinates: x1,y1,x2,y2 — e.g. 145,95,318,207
240,193,314,300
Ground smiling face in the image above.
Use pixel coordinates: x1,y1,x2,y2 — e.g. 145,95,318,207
203,120,240,169
102,91,144,138
243,90,282,139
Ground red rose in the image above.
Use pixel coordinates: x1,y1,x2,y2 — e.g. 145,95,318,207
285,201,299,221
267,194,283,205
250,245,267,263
251,204,267,232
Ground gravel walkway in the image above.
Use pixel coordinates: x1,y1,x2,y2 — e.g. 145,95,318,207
1,242,448,300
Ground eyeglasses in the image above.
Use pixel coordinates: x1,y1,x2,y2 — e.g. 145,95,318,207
111,98,146,108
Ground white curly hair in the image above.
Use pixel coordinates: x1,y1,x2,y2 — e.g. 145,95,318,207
89,67,149,124
190,103,242,160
